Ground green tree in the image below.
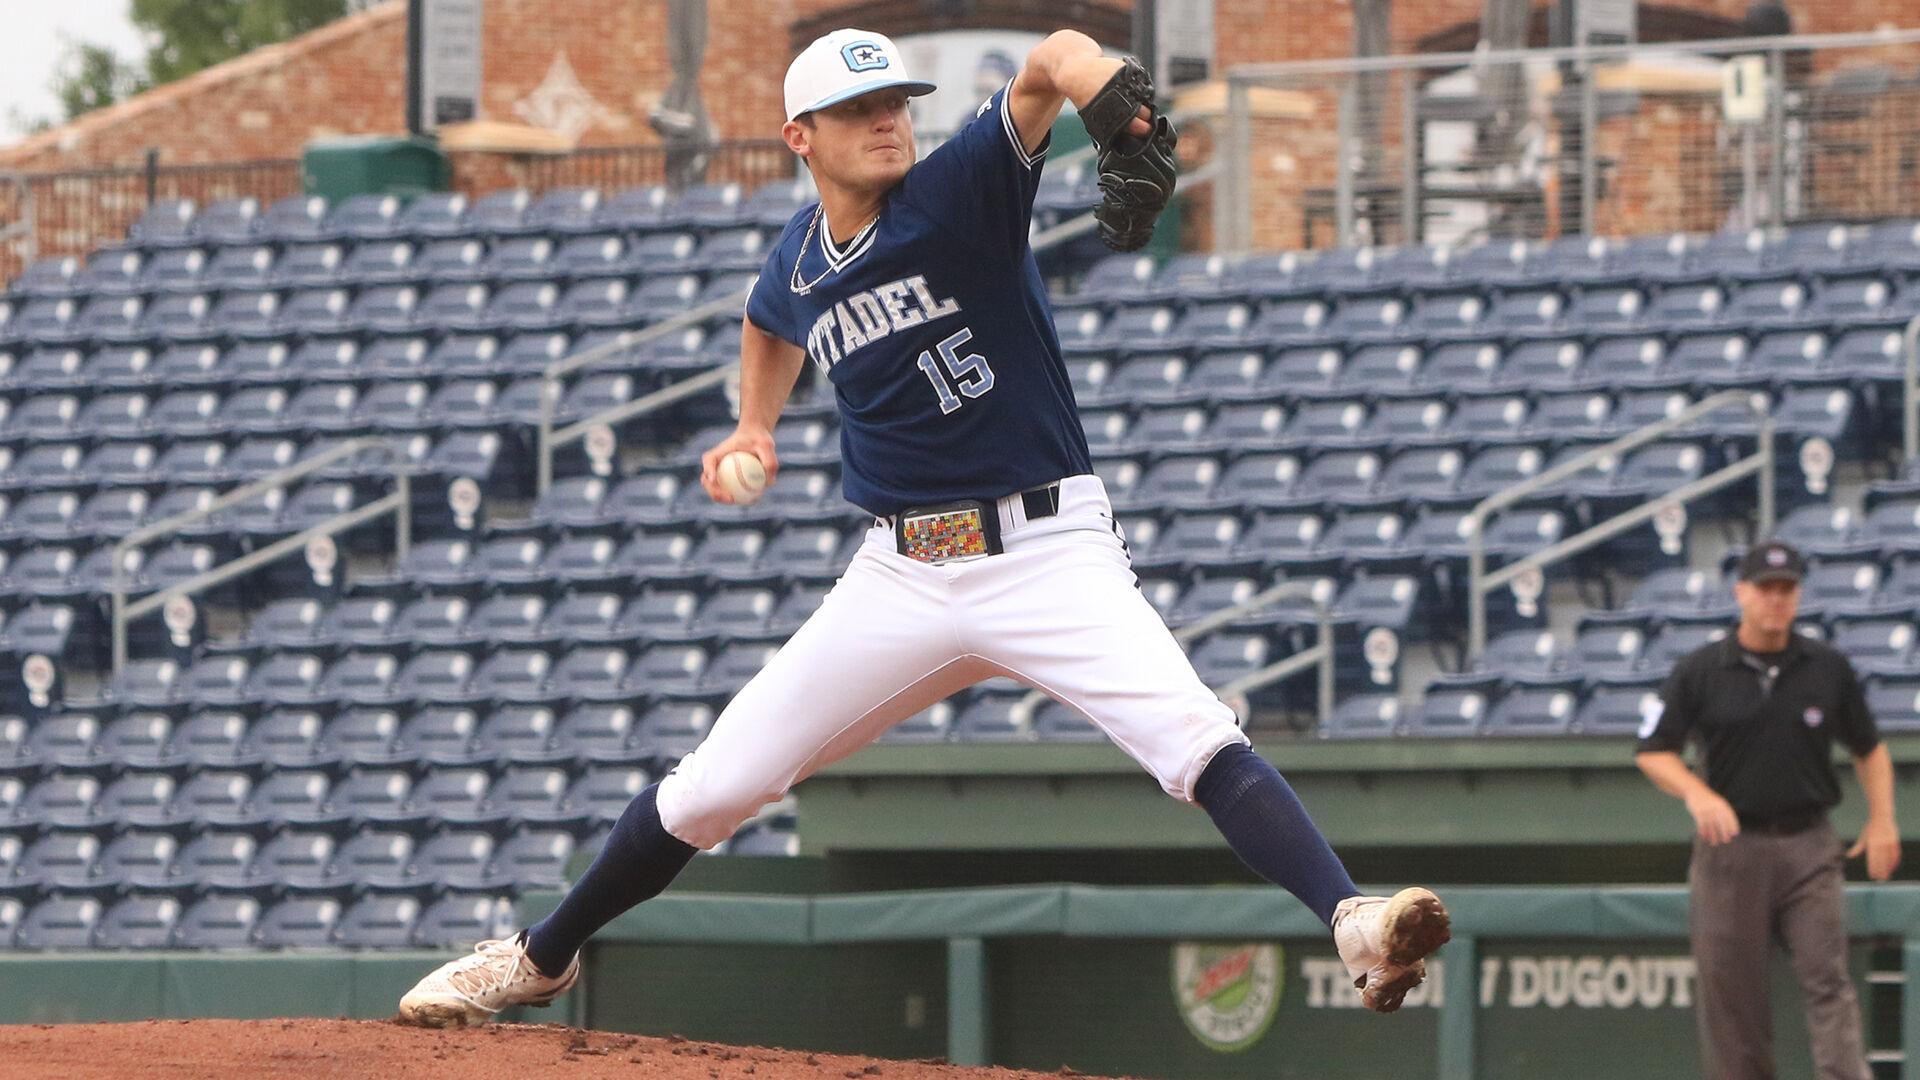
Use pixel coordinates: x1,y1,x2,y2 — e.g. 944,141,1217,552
133,0,355,86
53,41,150,123
44,0,365,125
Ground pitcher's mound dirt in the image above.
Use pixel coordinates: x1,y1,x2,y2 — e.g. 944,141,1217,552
0,1017,1128,1079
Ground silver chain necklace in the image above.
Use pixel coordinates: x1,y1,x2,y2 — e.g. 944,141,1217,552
789,205,877,296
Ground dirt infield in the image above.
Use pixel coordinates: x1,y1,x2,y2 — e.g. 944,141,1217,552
0,1018,1125,1079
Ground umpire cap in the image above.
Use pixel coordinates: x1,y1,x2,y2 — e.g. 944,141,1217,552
1737,540,1806,584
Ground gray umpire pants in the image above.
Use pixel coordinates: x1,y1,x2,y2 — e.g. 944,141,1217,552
1689,819,1871,1080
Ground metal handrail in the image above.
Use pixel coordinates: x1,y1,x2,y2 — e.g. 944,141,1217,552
1902,314,1920,462
110,435,412,670
1012,580,1336,729
1465,389,1775,657
534,159,1223,496
536,291,753,494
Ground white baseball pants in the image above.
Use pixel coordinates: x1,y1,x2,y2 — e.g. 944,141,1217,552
655,474,1250,850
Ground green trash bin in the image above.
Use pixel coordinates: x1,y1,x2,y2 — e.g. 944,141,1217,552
301,135,452,202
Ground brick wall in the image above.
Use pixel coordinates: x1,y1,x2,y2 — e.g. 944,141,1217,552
4,0,1911,173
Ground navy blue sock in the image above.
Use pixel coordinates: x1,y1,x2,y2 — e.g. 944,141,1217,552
1194,743,1359,927
524,784,696,976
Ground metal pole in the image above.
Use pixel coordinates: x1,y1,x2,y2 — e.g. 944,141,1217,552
1741,127,1759,231
1905,315,1920,463
1315,606,1334,725
1766,46,1786,229
1223,75,1252,255
1758,410,1776,537
111,561,128,672
394,467,413,558
1579,52,1597,236
1336,78,1357,247
537,379,557,497
1399,72,1419,245
1467,513,1488,657
406,0,425,137
144,149,159,207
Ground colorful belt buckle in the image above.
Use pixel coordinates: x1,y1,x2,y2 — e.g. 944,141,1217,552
896,500,1001,564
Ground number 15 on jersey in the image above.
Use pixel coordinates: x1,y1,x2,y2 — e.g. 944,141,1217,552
916,326,995,414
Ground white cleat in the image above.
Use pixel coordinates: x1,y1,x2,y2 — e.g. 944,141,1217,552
397,931,579,1028
1332,887,1452,1013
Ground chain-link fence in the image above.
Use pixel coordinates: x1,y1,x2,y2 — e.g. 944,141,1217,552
1204,27,1920,254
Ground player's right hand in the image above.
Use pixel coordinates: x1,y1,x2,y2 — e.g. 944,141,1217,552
699,427,777,504
1684,789,1740,845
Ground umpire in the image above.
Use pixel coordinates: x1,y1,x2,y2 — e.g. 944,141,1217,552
1635,540,1900,1080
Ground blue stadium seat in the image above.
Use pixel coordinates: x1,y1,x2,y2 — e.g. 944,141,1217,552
96,772,181,830
1072,254,1157,306
413,893,514,947
12,255,81,298
395,192,468,239
1799,556,1881,616
234,709,330,771
477,829,576,889
13,346,91,392
253,896,342,947
96,711,176,769
1483,678,1582,736
1830,616,1915,671
525,187,604,236
334,893,423,948
466,189,532,236
1727,278,1808,327
1321,694,1400,738
200,244,275,291
12,831,104,890
481,768,576,827
188,198,261,246
1405,686,1487,737
1570,622,1648,676
95,893,187,948
323,193,405,241
16,896,105,949
1867,675,1920,731
173,893,261,948
766,583,831,637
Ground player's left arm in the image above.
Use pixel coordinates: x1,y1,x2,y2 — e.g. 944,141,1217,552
1840,665,1899,879
1007,30,1151,158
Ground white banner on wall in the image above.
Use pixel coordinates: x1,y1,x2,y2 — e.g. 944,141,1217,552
422,0,483,128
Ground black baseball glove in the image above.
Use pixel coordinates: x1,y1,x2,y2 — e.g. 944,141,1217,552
1078,57,1178,253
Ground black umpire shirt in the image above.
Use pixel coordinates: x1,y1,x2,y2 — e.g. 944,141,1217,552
1636,631,1881,826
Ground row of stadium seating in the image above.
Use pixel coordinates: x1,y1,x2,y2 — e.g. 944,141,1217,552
118,184,814,249
1,889,518,950
10,235,771,300
11,270,1916,353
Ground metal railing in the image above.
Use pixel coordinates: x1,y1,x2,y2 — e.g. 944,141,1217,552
1216,26,1920,251
535,118,1220,494
0,173,34,276
1012,580,1336,730
1,157,303,286
521,140,795,197
1466,390,1776,657
110,436,412,672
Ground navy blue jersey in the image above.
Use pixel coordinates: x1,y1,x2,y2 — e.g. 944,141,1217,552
746,81,1092,517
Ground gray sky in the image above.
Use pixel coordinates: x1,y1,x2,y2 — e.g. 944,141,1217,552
0,0,147,142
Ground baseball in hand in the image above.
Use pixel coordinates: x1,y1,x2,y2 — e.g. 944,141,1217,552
716,451,767,504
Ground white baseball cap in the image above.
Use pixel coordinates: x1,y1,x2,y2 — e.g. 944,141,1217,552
784,29,936,122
